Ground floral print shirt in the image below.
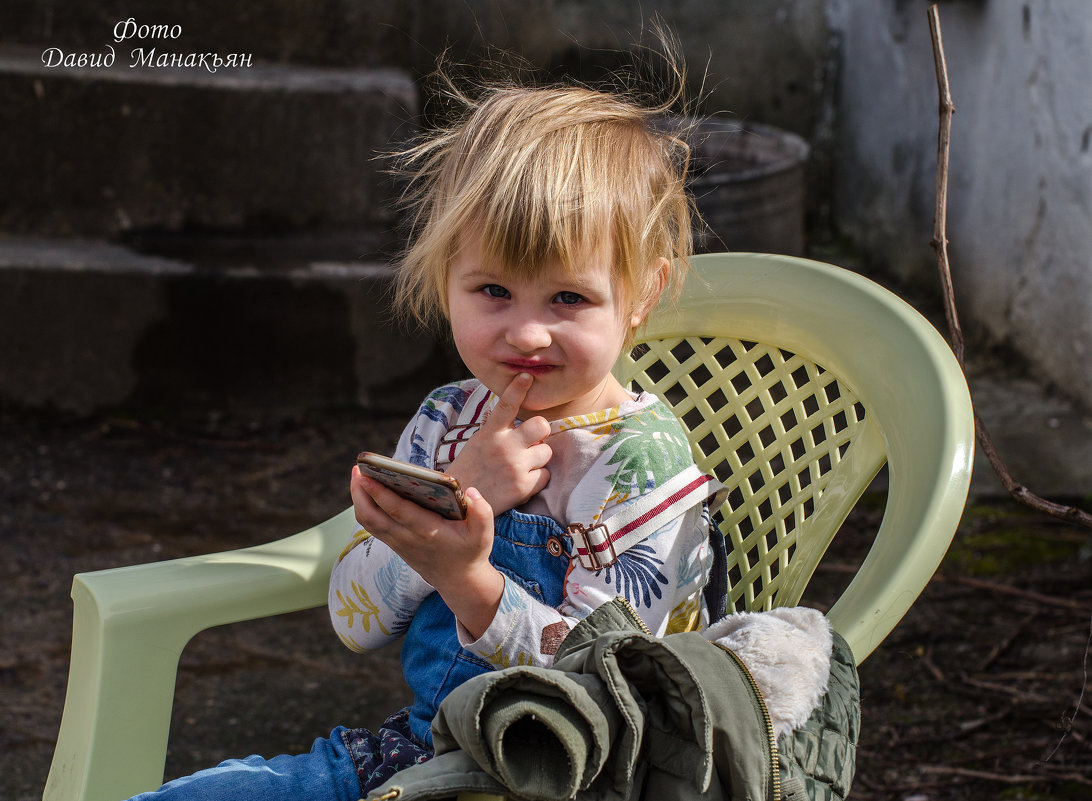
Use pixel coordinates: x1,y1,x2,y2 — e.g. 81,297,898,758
328,379,712,670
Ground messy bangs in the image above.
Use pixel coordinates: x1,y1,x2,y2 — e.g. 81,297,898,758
392,76,693,332
469,90,635,288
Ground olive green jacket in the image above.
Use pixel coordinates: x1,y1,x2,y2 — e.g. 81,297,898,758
367,598,859,801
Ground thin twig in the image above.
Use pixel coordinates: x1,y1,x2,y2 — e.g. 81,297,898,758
944,706,1014,741
920,764,1092,787
959,675,1054,705
976,610,1038,672
926,5,1092,530
927,5,964,366
936,573,1089,612
1038,608,1092,764
921,646,946,683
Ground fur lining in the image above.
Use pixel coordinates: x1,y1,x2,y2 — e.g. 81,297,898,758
704,607,833,740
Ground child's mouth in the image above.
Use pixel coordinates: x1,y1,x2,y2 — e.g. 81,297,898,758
504,360,556,375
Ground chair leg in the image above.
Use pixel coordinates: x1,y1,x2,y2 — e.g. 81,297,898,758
45,577,186,801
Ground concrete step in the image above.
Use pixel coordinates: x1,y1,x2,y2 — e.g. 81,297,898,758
0,45,417,238
0,234,456,416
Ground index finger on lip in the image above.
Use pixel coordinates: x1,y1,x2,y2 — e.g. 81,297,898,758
486,372,533,429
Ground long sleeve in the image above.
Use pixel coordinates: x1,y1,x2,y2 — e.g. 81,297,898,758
328,530,434,653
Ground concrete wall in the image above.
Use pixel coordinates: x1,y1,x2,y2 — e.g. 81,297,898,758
401,0,836,139
835,0,1092,411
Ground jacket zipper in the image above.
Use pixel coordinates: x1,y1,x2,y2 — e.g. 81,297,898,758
614,596,654,635
610,598,781,800
716,642,781,801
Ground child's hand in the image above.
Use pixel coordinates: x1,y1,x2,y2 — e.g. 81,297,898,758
446,373,552,514
351,471,504,639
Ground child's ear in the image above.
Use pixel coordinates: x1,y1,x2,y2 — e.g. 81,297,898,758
629,258,671,328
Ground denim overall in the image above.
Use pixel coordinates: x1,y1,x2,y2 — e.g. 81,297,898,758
400,508,571,748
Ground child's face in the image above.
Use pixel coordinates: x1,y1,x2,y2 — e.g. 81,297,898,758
447,240,642,421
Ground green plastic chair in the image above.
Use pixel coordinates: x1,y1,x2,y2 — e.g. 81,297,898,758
44,253,975,801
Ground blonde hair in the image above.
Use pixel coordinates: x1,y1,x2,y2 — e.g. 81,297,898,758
391,65,694,336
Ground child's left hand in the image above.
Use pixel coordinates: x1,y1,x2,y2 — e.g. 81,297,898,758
350,469,505,639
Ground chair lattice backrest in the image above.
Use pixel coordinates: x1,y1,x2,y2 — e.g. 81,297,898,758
617,336,872,614
614,252,973,648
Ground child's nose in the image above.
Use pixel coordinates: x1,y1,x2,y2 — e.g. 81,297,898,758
505,318,552,352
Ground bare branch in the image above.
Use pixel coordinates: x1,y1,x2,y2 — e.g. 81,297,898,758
936,573,1089,612
926,4,1092,530
1038,609,1092,765
920,764,1092,787
927,5,964,365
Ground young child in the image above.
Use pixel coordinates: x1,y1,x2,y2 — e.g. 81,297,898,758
128,72,714,801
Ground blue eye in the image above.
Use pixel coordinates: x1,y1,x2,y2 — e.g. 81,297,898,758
483,284,510,299
555,291,584,305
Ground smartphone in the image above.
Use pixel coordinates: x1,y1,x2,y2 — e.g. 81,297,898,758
355,452,467,520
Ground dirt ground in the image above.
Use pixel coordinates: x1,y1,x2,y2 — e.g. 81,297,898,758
2,405,1090,801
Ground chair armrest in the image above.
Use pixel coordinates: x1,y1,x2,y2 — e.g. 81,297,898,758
45,507,359,801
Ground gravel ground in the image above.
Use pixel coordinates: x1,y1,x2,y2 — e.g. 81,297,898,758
2,405,1090,801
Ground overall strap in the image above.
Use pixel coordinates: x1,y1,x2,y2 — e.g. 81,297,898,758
435,382,495,468
569,466,726,570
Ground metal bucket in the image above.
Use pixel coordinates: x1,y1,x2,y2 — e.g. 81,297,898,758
687,120,810,255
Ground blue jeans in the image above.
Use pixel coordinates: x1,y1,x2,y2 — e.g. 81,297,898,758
128,727,361,801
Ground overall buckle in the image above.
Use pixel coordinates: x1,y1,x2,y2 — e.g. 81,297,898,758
568,522,617,570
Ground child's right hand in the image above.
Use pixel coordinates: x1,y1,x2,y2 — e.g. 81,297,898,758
351,472,505,640
446,373,552,514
